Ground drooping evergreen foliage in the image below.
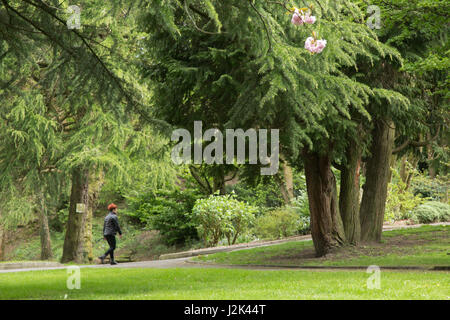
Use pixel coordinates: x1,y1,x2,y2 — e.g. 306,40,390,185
0,0,177,261
138,0,409,255
0,0,447,261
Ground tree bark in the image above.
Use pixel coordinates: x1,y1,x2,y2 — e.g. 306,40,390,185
304,151,346,257
83,204,93,263
339,140,362,245
39,211,53,260
0,225,6,261
36,189,53,260
426,133,436,178
84,170,104,263
61,168,89,263
360,119,395,242
276,156,294,205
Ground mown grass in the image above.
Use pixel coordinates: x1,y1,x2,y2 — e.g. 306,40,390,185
0,267,448,300
194,225,450,267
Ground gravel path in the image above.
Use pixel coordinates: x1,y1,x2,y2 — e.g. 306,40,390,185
1,222,448,273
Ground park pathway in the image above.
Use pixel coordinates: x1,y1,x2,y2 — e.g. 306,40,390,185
0,222,448,273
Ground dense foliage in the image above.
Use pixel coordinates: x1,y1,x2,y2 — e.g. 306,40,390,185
192,193,258,246
0,0,447,262
411,201,450,224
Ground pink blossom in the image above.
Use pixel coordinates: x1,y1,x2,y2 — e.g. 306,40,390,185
304,13,316,24
291,9,304,25
304,37,327,54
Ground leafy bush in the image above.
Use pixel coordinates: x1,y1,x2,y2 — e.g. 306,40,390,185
411,174,449,203
192,193,258,247
385,172,425,223
411,201,450,224
254,203,309,240
290,193,311,234
254,208,298,240
229,179,284,213
123,188,201,245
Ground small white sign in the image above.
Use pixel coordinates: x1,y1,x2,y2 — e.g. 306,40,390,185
76,203,85,213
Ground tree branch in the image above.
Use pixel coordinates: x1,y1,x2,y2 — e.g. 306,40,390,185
248,0,272,54
392,126,440,154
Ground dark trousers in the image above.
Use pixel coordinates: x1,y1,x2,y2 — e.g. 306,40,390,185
104,235,116,261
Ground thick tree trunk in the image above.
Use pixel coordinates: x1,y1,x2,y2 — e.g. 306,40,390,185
304,151,346,257
61,168,89,263
360,119,395,242
339,140,362,245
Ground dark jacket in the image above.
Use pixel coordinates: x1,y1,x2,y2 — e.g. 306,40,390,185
103,212,122,236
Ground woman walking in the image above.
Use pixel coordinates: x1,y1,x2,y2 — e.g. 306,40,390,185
99,203,122,265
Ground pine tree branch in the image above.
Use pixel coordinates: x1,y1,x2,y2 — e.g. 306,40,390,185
266,1,290,12
1,0,75,56
17,0,170,130
248,0,272,54
184,0,222,35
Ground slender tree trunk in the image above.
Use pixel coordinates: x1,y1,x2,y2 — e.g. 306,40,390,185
39,211,53,260
61,168,89,263
0,225,6,261
339,140,362,245
213,166,226,195
84,170,104,263
399,155,408,185
405,156,419,191
426,133,436,178
304,151,346,257
37,189,53,260
360,119,395,242
83,205,93,263
276,156,294,205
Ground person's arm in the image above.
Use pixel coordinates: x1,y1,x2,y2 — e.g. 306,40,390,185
114,216,122,236
103,218,106,238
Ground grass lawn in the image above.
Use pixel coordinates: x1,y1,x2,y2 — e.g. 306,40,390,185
194,225,450,267
0,267,448,300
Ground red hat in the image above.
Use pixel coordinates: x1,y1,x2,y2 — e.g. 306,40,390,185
108,203,117,211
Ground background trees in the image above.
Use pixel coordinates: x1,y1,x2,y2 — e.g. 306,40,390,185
139,0,409,256
0,0,447,261
0,0,174,262
357,0,449,242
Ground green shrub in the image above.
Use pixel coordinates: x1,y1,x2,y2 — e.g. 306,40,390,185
412,174,449,202
254,205,306,240
385,174,425,223
229,179,284,213
290,193,311,234
192,193,258,247
411,201,450,224
123,188,201,245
